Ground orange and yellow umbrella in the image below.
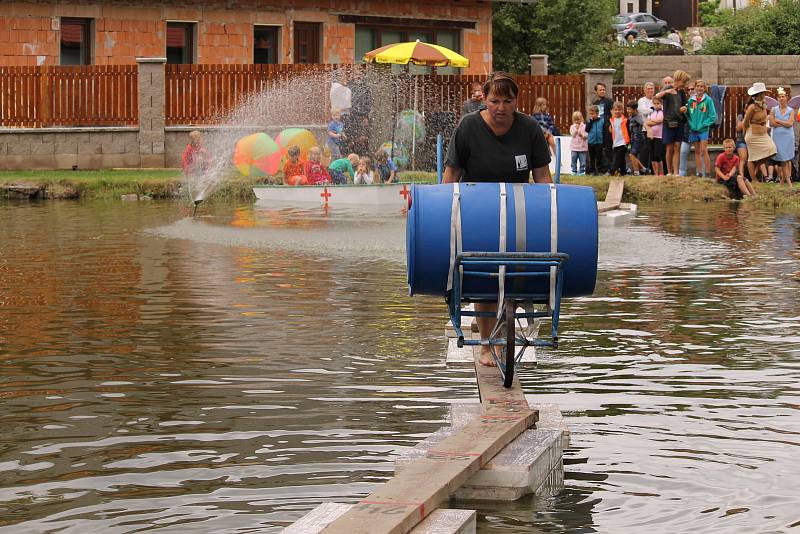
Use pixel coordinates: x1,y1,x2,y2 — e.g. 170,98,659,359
363,41,469,68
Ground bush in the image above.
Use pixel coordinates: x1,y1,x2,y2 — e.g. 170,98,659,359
703,0,800,54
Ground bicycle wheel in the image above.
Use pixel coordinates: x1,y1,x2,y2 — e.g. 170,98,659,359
503,299,515,388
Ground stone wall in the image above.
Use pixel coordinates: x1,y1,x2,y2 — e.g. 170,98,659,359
0,128,140,170
625,55,800,90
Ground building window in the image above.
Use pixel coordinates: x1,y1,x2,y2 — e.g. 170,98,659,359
166,22,195,64
60,18,92,65
354,26,461,74
254,26,279,64
293,22,321,64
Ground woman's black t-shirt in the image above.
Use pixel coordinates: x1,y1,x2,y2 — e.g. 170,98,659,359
445,111,551,183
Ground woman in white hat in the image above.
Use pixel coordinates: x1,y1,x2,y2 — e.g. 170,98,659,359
743,82,777,182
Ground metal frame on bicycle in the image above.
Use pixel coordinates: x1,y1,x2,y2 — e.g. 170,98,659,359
447,251,569,388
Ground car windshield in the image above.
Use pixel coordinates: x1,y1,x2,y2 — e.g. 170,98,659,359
614,15,630,23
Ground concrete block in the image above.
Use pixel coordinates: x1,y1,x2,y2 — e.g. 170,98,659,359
152,140,165,154
396,426,562,501
77,142,101,154
54,140,79,154
121,153,141,167
77,155,103,169
283,503,475,534
7,142,31,155
599,209,634,226
53,154,78,169
139,153,165,168
30,142,55,155
100,154,128,168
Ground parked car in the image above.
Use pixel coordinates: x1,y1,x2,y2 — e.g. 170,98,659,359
613,12,669,38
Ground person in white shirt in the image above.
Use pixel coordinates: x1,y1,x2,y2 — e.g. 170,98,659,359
353,157,374,185
691,32,704,53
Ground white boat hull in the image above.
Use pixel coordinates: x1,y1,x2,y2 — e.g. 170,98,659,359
253,183,413,207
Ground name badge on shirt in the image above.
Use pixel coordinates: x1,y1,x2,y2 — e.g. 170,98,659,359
515,154,528,171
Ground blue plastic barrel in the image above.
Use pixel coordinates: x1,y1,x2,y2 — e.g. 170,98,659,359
406,182,598,297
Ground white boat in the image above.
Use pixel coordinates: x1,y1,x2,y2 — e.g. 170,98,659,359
253,182,414,207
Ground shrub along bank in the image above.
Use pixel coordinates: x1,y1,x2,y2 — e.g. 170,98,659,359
1,169,799,208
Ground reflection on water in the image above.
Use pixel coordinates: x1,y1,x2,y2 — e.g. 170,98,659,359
0,200,798,533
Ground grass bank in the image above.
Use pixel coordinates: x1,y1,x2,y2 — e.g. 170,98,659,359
1,169,799,208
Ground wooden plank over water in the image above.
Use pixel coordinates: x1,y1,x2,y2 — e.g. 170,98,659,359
321,358,535,534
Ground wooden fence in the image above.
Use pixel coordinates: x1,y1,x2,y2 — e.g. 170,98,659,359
0,63,761,146
0,65,138,127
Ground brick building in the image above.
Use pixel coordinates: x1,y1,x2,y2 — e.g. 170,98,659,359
1,1,494,74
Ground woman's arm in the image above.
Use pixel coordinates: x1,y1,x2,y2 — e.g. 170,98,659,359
742,104,754,130
443,166,463,183
531,165,552,184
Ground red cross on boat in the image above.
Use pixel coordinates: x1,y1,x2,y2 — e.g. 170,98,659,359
320,187,332,204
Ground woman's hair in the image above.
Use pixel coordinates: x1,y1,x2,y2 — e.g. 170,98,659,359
572,110,584,122
643,81,655,91
482,72,519,99
374,149,388,162
359,156,372,169
533,97,548,113
673,70,690,83
287,145,300,158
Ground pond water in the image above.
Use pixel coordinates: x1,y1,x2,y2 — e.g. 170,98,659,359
0,199,798,533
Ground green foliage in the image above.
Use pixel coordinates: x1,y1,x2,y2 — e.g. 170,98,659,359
492,0,618,74
703,0,800,54
697,0,736,27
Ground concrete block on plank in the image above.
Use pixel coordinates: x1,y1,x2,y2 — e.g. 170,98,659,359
283,502,475,534
396,426,562,501
599,209,634,226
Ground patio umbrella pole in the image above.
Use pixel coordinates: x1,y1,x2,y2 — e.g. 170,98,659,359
412,75,417,170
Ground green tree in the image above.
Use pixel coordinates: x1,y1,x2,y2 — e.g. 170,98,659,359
703,0,800,54
492,0,618,74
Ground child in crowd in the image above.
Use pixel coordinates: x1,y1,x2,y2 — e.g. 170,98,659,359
328,153,359,184
569,111,588,175
282,145,308,186
327,110,346,159
685,79,717,177
625,101,647,175
647,96,665,176
353,157,375,184
586,105,605,175
532,97,558,156
609,101,629,176
715,138,756,198
181,130,210,179
304,146,332,185
374,149,397,183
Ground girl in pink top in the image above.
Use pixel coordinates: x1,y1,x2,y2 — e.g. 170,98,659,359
647,96,665,176
569,111,589,175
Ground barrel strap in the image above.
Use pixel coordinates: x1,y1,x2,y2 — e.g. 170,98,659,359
549,183,558,311
512,184,526,296
446,183,462,292
497,183,507,319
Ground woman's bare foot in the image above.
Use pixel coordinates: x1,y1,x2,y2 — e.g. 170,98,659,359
478,348,497,367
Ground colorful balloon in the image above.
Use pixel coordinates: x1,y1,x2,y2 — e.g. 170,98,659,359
276,128,318,160
395,109,426,145
234,132,283,177
380,141,409,169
